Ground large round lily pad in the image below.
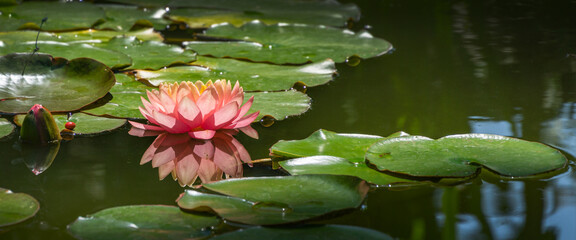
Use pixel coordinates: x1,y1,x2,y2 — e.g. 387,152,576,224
68,205,221,240
0,188,40,228
185,21,393,64
0,53,116,114
0,118,14,139
178,175,368,225
210,225,393,240
135,57,336,91
366,134,568,178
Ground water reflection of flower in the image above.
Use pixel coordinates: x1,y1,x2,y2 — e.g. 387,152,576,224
130,128,254,187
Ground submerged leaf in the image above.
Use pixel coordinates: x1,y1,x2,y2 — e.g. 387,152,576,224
185,21,393,64
0,188,40,228
178,175,368,225
366,134,568,178
0,53,116,114
68,205,221,240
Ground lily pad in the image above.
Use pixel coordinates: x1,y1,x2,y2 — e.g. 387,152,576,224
210,225,393,240
245,90,311,120
0,188,40,228
366,134,568,178
0,118,14,139
271,129,387,162
178,175,368,225
167,0,359,28
135,57,335,91
97,5,171,31
14,113,126,136
68,205,221,240
0,2,105,31
185,21,393,64
279,156,417,186
82,73,155,119
97,36,196,70
0,29,163,46
0,42,132,70
0,53,116,114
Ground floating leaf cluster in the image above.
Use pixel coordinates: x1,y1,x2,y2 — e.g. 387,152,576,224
0,0,392,138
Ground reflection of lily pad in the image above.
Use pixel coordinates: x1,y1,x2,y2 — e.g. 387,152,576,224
0,118,14,139
210,225,393,240
0,188,40,228
135,57,335,91
178,175,368,225
0,2,105,31
68,205,221,240
185,21,393,64
0,53,116,114
14,113,126,136
97,36,196,70
279,156,417,186
366,134,568,178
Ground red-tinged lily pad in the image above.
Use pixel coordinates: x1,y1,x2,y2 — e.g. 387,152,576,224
0,53,116,114
68,205,221,240
135,56,336,91
0,188,40,228
177,175,368,225
185,21,393,64
210,225,393,240
365,134,568,178
0,118,14,139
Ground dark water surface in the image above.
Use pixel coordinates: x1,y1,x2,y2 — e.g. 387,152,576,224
2,0,576,239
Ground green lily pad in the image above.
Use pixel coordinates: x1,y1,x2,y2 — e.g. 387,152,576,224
68,205,221,240
178,175,368,225
0,188,40,228
245,90,311,120
167,0,359,28
82,73,155,119
0,118,14,139
0,2,105,31
210,225,393,240
366,134,568,178
14,113,126,136
135,57,335,91
97,36,196,70
279,156,417,186
0,29,162,46
0,42,132,70
185,21,393,64
97,5,171,31
0,53,116,114
85,74,311,120
271,129,388,162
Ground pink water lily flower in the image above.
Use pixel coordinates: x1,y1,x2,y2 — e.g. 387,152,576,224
129,80,259,140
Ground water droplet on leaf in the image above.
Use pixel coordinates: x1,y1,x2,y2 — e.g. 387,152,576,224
252,201,293,213
259,115,275,127
291,81,307,93
345,55,362,67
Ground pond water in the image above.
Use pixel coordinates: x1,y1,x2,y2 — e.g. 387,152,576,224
2,0,576,239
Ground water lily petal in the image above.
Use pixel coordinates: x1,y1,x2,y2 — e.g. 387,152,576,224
228,111,260,129
177,97,202,129
158,160,175,180
140,133,167,165
213,138,243,177
175,147,201,187
152,111,190,133
203,102,239,129
129,120,165,132
197,158,222,184
238,125,259,139
196,85,218,117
